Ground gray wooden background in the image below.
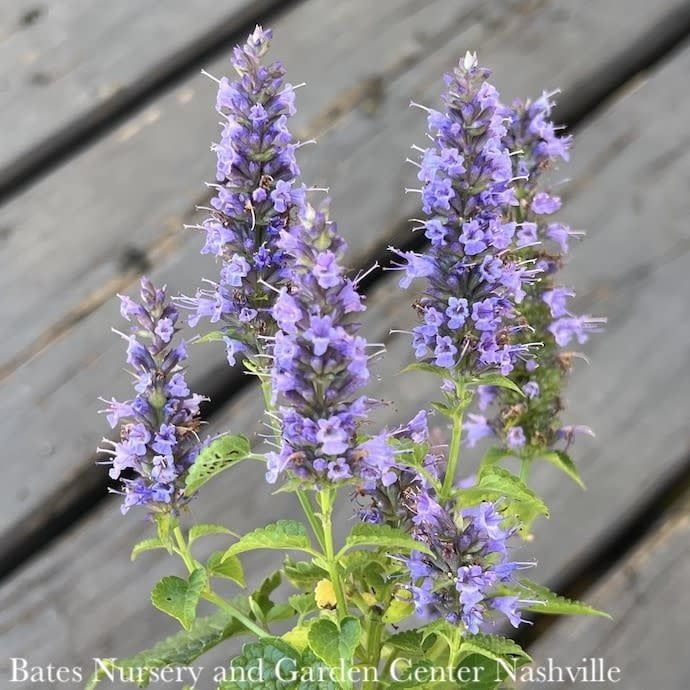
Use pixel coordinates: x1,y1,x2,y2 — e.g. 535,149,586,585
1,1,690,688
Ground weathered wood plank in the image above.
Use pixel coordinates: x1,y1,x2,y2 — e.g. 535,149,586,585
524,496,690,689
0,0,473,374
2,42,690,685
2,0,688,568
0,0,286,189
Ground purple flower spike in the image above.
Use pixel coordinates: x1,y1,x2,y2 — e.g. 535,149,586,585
266,202,376,485
98,278,207,515
181,26,306,361
393,52,538,376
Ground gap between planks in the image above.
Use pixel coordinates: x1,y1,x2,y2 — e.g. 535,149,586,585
1,38,690,682
2,0,690,580
0,0,298,198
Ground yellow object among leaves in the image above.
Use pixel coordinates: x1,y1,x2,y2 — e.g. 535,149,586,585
314,578,337,610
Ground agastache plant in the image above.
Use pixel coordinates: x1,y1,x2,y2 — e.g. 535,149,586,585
180,26,306,365
89,29,609,690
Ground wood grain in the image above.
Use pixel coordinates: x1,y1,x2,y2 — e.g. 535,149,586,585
524,496,690,689
2,0,688,567
2,41,690,686
0,0,285,189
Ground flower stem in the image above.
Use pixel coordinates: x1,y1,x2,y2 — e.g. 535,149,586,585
172,525,268,639
202,590,269,639
364,617,383,689
442,407,464,501
318,489,348,619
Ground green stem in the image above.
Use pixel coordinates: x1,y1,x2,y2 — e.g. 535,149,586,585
447,627,463,671
202,590,269,639
364,618,383,689
319,489,348,619
442,408,464,501
172,526,268,639
297,490,326,551
519,456,533,483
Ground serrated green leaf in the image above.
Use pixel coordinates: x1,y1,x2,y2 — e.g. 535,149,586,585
85,608,247,689
401,362,449,378
185,434,252,496
189,523,235,544
518,579,610,618
130,538,165,561
289,593,318,616
458,466,549,518
455,653,507,690
207,551,245,587
307,616,361,668
155,513,175,553
249,571,285,624
341,523,432,556
151,568,207,631
283,558,329,590
475,373,525,397
223,521,314,562
220,638,299,689
266,603,298,623
539,451,586,489
430,401,456,418
386,660,439,689
384,628,435,656
219,640,339,690
459,634,531,675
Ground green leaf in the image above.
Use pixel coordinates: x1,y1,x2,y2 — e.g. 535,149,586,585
223,521,314,561
307,616,361,668
455,653,508,690
266,603,298,623
342,523,432,556
283,558,329,590
207,551,245,587
196,330,226,344
248,571,285,624
289,592,318,616
130,538,165,561
151,568,207,631
85,609,247,689
539,450,586,489
155,512,175,553
220,638,299,689
185,434,252,496
384,628,435,656
458,466,549,518
219,640,339,690
382,596,415,624
475,373,525,397
430,401,457,418
459,634,531,675
401,362,449,378
517,579,610,618
189,523,236,544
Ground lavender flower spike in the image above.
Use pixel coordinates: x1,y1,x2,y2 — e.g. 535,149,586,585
98,278,206,514
393,52,538,377
355,417,533,633
182,26,306,363
472,92,604,457
266,202,376,485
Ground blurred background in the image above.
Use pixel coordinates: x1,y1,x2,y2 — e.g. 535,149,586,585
1,1,690,688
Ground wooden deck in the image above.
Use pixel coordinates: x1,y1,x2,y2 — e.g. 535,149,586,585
2,1,690,687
